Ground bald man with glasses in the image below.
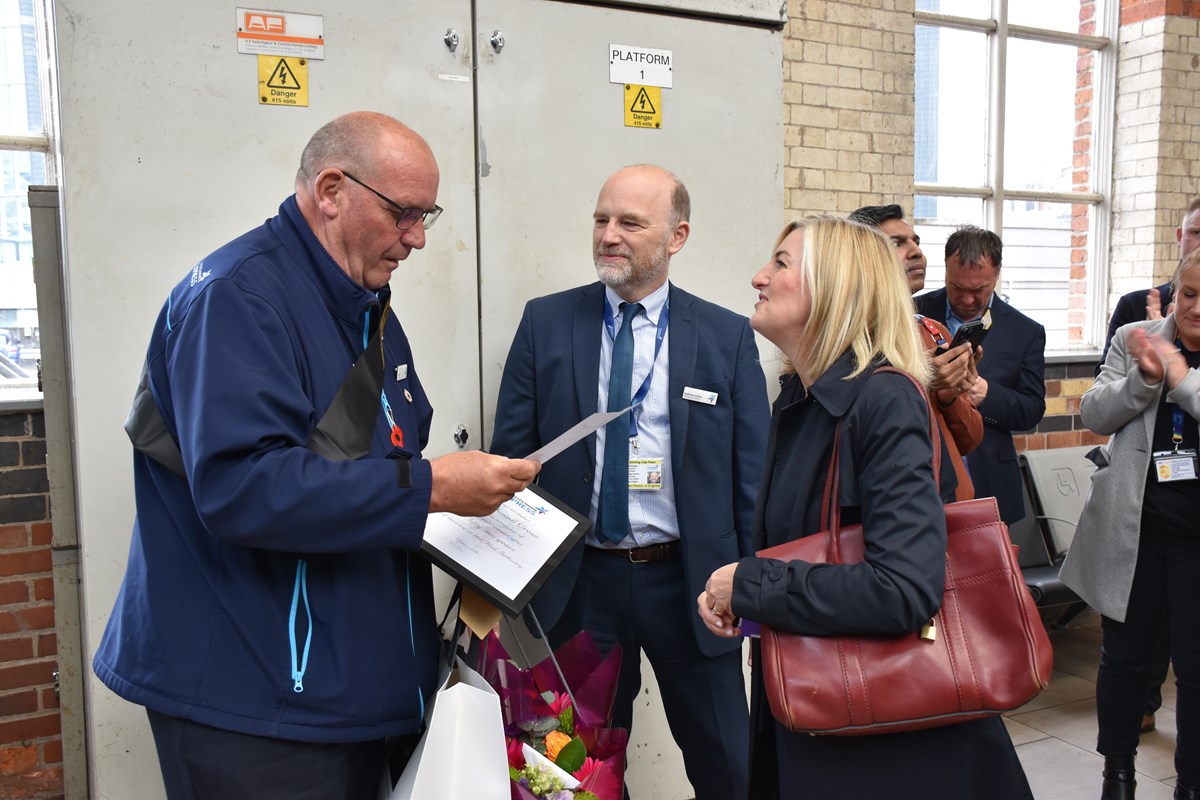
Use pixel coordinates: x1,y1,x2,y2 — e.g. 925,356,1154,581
95,112,538,800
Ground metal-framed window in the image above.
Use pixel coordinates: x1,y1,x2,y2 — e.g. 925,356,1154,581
914,0,1116,352
0,0,55,399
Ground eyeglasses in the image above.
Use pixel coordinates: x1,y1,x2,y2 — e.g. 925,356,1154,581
341,170,443,231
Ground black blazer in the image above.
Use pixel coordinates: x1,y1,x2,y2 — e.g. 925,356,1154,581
914,290,1046,524
1097,282,1174,374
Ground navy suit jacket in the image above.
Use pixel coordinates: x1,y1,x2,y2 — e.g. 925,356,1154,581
490,281,770,657
914,290,1046,524
1097,282,1174,374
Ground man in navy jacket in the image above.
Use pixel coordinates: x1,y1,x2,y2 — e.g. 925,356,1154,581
94,112,538,799
490,165,769,800
915,226,1046,525
1098,197,1200,372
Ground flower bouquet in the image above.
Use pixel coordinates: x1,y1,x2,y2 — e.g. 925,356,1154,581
477,629,628,800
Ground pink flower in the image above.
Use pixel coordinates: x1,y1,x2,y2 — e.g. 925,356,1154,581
572,757,600,781
547,692,573,716
506,736,526,770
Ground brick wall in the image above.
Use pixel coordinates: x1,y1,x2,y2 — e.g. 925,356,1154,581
782,0,915,216
1013,362,1109,452
1069,0,1097,344
0,410,64,800
1110,8,1200,309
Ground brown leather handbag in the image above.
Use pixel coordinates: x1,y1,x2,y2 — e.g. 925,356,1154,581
757,368,1053,736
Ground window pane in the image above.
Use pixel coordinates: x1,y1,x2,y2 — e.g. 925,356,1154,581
0,0,44,136
0,149,42,391
1004,39,1079,194
916,26,989,192
1007,0,1098,35
916,0,988,18
916,198,1079,351
0,0,46,398
999,200,1075,349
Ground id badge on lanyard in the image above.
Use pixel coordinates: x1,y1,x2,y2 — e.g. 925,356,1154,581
1153,450,1197,482
605,299,669,491
1154,391,1198,483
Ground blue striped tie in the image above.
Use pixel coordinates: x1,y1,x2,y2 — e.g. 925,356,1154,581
598,302,641,544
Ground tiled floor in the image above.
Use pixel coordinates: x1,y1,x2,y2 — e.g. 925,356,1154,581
1011,606,1179,799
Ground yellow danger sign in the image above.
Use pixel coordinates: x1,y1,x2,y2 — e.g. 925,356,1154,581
624,84,661,129
258,55,308,107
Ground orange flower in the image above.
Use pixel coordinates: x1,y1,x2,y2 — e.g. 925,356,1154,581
543,730,572,761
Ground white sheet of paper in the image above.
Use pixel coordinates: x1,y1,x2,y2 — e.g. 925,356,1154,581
423,488,582,603
523,406,632,464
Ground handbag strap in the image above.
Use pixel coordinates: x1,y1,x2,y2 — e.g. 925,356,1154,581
818,365,940,564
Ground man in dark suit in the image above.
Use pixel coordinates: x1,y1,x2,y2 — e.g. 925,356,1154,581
914,225,1046,525
1098,197,1200,372
490,164,769,800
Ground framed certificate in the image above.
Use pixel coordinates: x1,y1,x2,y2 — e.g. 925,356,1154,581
420,484,591,616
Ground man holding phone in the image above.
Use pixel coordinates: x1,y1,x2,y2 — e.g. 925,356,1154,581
850,204,983,500
915,225,1047,525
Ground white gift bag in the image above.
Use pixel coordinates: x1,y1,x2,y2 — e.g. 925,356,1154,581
387,655,509,800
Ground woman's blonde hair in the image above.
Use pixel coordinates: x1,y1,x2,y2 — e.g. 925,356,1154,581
781,215,930,385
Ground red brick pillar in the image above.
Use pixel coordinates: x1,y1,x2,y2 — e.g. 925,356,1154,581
0,411,64,800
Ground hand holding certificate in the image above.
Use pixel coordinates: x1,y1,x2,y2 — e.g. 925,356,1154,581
422,408,631,614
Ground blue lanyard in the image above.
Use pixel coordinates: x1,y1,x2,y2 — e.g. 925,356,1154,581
1172,338,1188,451
603,298,669,438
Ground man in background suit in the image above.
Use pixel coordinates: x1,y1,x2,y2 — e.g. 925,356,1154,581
490,164,769,800
1098,197,1200,372
915,225,1046,525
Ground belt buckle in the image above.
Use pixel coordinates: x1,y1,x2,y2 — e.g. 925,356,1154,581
628,547,650,564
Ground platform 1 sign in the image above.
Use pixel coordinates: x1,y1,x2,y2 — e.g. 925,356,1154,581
609,43,672,89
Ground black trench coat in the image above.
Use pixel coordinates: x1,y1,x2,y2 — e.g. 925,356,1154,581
731,354,1033,800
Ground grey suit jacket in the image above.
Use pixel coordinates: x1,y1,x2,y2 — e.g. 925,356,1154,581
1060,316,1200,620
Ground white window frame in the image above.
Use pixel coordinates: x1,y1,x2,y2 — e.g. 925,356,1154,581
0,0,58,405
914,0,1118,353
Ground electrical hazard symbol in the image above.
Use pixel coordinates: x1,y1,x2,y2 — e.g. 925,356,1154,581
268,59,301,89
258,55,309,107
624,84,662,130
630,86,656,114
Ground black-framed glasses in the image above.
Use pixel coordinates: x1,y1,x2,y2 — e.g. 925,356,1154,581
341,170,443,231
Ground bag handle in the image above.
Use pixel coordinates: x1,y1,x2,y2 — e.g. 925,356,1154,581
817,366,940,564
437,582,467,668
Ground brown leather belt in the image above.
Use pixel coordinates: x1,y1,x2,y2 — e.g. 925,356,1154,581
588,541,681,563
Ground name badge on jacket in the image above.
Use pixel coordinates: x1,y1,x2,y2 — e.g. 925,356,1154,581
682,386,717,405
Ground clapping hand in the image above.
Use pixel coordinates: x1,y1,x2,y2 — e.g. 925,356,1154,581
1128,328,1188,388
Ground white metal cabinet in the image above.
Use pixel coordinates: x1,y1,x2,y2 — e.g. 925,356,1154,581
55,3,478,797
52,2,780,797
475,0,784,445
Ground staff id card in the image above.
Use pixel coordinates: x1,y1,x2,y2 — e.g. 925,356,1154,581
1153,449,1198,482
629,457,663,490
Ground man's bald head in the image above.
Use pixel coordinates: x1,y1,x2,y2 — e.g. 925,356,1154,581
295,112,437,190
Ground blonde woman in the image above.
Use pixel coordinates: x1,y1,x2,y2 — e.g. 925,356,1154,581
697,217,1032,799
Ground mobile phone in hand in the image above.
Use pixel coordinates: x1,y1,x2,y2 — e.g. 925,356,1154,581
935,319,988,356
